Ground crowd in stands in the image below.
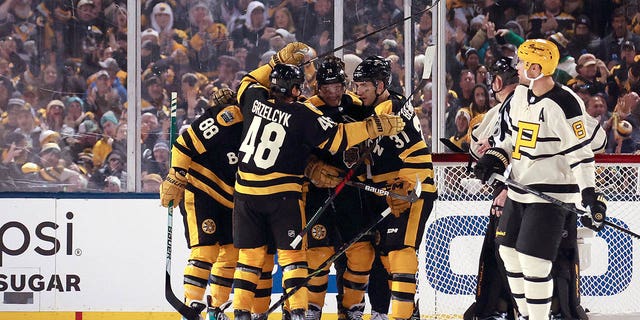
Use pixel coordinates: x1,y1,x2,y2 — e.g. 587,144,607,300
0,0,638,193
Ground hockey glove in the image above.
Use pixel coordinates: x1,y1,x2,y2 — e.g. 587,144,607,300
473,147,509,183
269,42,312,67
386,177,413,217
365,114,405,139
304,155,344,188
160,167,187,208
581,187,607,231
211,87,236,106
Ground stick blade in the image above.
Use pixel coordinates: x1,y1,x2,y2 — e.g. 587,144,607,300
422,45,436,79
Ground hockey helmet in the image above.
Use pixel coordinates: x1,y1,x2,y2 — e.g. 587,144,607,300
517,39,560,76
352,56,391,88
316,56,347,86
489,56,519,86
270,64,305,96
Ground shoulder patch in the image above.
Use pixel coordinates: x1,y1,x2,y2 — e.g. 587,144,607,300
546,85,583,119
302,101,324,115
216,105,243,126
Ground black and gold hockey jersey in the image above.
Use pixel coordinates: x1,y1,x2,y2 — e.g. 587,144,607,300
306,91,373,171
234,66,375,199
369,92,437,198
171,105,244,208
498,84,596,204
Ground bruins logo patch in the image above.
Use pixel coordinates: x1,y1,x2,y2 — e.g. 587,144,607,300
311,224,327,240
202,219,216,234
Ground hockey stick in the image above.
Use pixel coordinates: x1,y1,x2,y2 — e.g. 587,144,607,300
260,207,395,320
345,178,421,203
303,0,441,65
489,173,640,239
290,142,376,249
165,92,200,320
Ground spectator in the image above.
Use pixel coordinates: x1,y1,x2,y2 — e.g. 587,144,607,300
150,2,186,57
143,140,170,177
87,70,122,119
446,108,471,152
103,175,122,192
567,15,601,58
271,6,296,35
141,74,168,120
2,97,26,134
231,1,271,70
0,132,31,190
90,149,126,191
141,112,160,155
177,72,206,124
187,0,229,78
142,173,162,192
211,55,240,89
607,41,638,104
569,53,608,97
14,102,39,149
65,0,100,59
210,0,248,34
548,32,577,83
598,7,640,62
98,57,127,101
455,69,476,107
37,64,64,107
605,92,640,153
92,110,119,168
528,0,576,39
44,99,66,132
586,94,610,127
61,59,88,99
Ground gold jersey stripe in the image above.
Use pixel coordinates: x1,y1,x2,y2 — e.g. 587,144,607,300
235,182,303,195
237,170,302,181
190,162,234,195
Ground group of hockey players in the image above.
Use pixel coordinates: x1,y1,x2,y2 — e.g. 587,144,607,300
159,37,608,320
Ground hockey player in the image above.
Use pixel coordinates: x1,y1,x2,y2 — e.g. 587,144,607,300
230,42,405,320
352,56,438,320
473,39,607,320
159,87,242,320
466,56,521,320
302,56,376,320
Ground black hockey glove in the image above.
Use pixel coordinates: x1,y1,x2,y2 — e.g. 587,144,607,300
473,148,509,183
581,187,607,231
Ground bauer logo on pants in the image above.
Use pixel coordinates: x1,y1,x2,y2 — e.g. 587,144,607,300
201,219,216,234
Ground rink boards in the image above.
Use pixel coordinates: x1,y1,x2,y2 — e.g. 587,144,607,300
0,196,638,319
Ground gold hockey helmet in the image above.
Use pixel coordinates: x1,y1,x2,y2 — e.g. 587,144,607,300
517,39,560,76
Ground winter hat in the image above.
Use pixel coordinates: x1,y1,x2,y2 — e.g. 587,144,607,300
39,130,61,145
100,111,119,127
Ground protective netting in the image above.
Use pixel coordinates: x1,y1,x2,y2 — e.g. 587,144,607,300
417,156,640,319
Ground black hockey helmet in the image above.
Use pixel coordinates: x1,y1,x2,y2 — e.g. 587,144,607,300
316,56,346,85
489,56,519,86
270,63,305,96
352,56,391,88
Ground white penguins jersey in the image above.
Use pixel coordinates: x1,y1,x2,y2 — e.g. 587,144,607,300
470,93,514,161
497,84,598,204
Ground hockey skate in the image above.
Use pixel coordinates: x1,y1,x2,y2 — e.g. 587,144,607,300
182,300,207,320
207,298,232,320
345,303,365,320
234,309,252,320
549,313,564,320
370,310,389,320
306,303,323,320
478,312,509,320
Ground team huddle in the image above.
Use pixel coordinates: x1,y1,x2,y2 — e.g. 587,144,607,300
160,39,607,320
